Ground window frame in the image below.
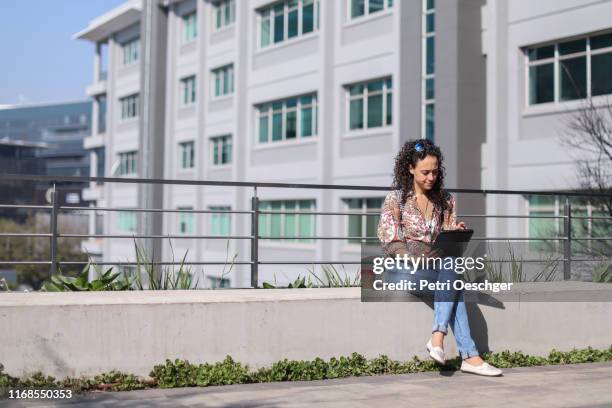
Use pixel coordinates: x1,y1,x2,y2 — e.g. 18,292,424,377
119,93,139,121
211,64,234,99
257,0,319,50
345,0,394,22
210,135,232,166
213,0,236,31
116,211,137,233
525,32,612,107
122,37,140,66
117,151,138,176
345,77,393,134
180,75,197,106
182,11,198,43
258,200,317,244
177,206,195,235
342,197,384,245
421,0,435,140
208,206,232,236
179,141,195,170
256,93,318,145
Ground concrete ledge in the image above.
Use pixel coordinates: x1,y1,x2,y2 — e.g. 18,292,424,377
1,284,611,378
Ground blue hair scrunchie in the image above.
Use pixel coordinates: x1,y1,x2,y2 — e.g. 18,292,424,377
415,142,424,152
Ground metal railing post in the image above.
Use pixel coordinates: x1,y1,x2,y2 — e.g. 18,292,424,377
50,184,59,276
251,187,259,288
563,196,572,280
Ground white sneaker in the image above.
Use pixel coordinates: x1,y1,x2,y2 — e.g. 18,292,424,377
460,360,503,377
426,339,446,365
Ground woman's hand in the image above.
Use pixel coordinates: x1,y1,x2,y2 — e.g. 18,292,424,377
455,221,467,230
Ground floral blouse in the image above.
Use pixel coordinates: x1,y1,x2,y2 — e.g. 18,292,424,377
377,189,458,257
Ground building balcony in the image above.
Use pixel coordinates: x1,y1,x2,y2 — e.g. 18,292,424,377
82,184,104,201
86,78,107,97
83,133,105,150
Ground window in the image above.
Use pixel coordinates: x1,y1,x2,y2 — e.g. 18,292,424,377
179,141,195,169
347,77,392,131
526,32,612,105
214,0,235,30
120,94,139,120
210,135,232,166
343,198,384,244
97,95,107,134
122,38,140,65
422,0,435,140
183,11,197,42
180,76,197,105
257,93,317,144
117,211,137,232
208,276,230,288
258,0,319,48
94,148,105,179
258,200,316,243
212,65,234,97
348,0,393,20
118,151,138,175
209,206,231,236
178,207,195,234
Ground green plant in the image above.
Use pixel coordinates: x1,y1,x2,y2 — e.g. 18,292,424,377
592,261,612,283
41,262,129,292
476,242,560,283
262,264,360,289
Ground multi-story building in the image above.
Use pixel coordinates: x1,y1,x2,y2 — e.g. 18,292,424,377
76,0,611,286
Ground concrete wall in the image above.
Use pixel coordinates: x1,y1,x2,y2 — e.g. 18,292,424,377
1,284,611,378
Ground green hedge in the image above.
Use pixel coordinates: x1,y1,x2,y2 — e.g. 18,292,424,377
1,345,611,394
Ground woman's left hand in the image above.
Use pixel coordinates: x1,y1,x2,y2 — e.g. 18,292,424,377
455,221,467,230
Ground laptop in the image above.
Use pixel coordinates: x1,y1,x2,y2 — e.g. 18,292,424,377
433,229,474,257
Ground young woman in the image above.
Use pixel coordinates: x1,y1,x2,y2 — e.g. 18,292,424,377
377,139,502,377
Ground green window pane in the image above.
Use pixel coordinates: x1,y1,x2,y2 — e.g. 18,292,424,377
349,84,364,96
590,33,612,50
301,106,313,137
216,8,222,29
369,0,384,13
223,70,229,94
270,202,282,237
215,74,221,96
560,56,586,101
388,0,394,7
288,9,298,38
591,52,612,96
285,201,297,241
351,0,365,18
426,13,435,33
529,64,554,104
426,36,435,75
425,104,435,141
425,78,435,100
259,115,269,143
367,80,384,92
272,112,283,141
261,17,270,47
559,39,586,55
348,213,362,244
298,201,313,242
367,94,383,128
286,110,297,139
528,45,554,61
303,3,314,33
426,0,435,11
274,5,284,43
386,92,392,125
350,99,364,130
213,141,219,164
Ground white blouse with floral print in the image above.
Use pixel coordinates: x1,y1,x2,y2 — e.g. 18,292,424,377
377,189,458,257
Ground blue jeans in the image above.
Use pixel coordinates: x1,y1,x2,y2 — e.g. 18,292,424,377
385,257,479,359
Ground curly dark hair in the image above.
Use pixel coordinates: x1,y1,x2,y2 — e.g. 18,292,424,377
391,139,449,213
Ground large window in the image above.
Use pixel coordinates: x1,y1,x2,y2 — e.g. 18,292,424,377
348,0,393,20
209,206,231,236
117,211,137,232
258,0,319,48
122,38,140,65
343,198,384,244
178,207,195,234
422,0,435,140
347,77,392,131
179,141,195,170
118,151,138,175
257,93,317,144
120,94,139,120
180,75,197,105
212,65,234,98
210,135,232,166
527,32,612,105
97,95,107,134
258,200,316,243
214,0,235,30
183,11,197,42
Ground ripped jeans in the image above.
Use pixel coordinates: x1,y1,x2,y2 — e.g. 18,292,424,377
385,257,479,359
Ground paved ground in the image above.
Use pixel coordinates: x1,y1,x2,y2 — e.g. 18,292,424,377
4,362,612,408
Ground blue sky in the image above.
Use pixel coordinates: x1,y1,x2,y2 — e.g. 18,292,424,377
0,0,127,105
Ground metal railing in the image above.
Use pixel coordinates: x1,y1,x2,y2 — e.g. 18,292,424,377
0,173,610,287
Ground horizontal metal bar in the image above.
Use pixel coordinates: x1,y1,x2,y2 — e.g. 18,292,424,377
59,234,254,239
458,214,566,219
258,210,382,216
0,204,52,210
257,236,567,241
1,173,611,198
59,206,253,215
0,233,52,238
0,261,52,265
570,237,612,241
572,215,612,220
58,261,253,266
